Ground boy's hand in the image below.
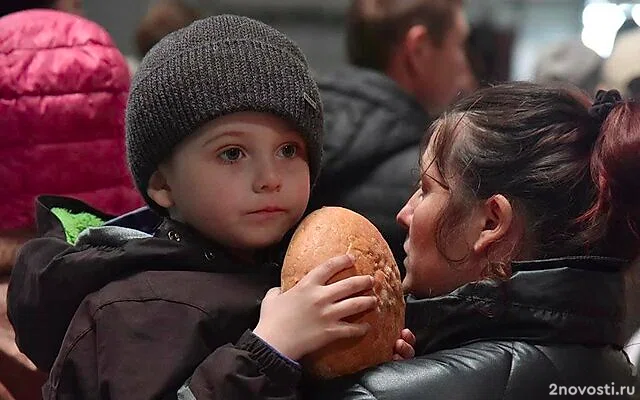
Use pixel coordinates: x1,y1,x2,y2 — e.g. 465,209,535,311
392,328,416,361
253,254,376,361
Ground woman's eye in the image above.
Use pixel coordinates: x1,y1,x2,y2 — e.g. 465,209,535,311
278,143,298,159
219,147,244,162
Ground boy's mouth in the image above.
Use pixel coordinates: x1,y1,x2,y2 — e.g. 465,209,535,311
249,207,286,214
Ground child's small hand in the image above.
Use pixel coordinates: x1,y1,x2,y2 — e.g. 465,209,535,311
392,328,416,361
253,254,376,361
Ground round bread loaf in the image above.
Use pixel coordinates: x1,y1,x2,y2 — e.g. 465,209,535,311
281,206,405,379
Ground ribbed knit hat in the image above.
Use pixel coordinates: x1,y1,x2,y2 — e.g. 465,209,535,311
126,14,323,212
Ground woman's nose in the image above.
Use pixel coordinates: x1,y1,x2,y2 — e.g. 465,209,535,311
397,194,416,230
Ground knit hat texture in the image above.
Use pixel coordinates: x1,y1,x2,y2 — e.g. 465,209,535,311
126,14,323,211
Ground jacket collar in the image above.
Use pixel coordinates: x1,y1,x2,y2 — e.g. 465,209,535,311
35,195,283,276
407,257,628,355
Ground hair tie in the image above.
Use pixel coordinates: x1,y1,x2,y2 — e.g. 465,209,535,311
588,89,622,124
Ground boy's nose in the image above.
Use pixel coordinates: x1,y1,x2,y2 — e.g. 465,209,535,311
253,163,282,193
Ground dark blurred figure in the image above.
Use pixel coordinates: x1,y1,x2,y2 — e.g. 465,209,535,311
309,0,470,271
135,0,201,58
127,0,202,73
465,22,514,89
534,39,603,97
0,0,82,17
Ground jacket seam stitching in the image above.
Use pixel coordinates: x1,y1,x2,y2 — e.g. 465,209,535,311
49,298,214,392
92,298,215,316
530,345,566,382
356,384,378,399
0,42,116,55
500,342,516,399
449,294,617,320
0,88,125,100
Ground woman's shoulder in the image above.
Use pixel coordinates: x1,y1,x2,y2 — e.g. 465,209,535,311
309,340,637,400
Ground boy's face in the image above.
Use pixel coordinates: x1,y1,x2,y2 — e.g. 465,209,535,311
149,112,310,251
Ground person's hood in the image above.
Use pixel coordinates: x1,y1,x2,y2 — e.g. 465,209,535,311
0,9,142,231
316,66,431,179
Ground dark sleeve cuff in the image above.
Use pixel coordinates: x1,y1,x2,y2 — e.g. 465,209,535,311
237,330,302,383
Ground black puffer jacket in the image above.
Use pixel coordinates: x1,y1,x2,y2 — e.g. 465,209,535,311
310,258,640,399
9,196,300,400
308,67,431,269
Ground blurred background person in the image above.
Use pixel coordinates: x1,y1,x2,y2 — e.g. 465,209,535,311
308,0,470,271
466,21,514,89
0,9,143,399
129,0,202,73
600,28,640,100
0,0,82,17
533,39,603,97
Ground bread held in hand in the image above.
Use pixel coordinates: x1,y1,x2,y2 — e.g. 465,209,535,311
281,207,405,379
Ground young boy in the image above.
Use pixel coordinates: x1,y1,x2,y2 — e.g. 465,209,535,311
8,14,412,399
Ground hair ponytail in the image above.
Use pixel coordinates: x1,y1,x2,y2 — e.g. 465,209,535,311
582,101,640,260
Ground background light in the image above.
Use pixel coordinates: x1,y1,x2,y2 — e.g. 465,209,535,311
581,2,627,58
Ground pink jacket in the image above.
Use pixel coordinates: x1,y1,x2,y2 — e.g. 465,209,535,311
0,10,143,231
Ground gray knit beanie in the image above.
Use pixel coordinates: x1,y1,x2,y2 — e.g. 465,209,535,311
126,14,323,212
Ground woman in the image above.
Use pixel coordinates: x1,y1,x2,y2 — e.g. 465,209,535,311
313,83,639,399
0,9,143,399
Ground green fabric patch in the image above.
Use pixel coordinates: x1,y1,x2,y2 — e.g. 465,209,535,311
51,208,105,244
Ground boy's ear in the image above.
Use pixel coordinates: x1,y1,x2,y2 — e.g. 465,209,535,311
472,194,513,254
147,170,174,209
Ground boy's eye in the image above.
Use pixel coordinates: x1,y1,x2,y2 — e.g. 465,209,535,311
219,147,244,162
277,143,298,159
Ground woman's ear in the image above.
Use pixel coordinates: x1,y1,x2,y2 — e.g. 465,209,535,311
472,194,513,254
147,169,174,209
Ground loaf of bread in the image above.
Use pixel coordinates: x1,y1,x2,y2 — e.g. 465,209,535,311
281,206,405,379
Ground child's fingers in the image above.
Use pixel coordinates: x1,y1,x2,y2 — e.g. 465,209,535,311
393,338,415,360
325,275,374,302
304,254,355,285
401,328,416,346
262,287,281,300
327,295,377,320
326,321,370,340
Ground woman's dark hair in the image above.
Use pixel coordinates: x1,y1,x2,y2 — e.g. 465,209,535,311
427,82,640,262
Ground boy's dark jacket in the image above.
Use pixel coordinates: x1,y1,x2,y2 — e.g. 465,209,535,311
8,196,300,399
